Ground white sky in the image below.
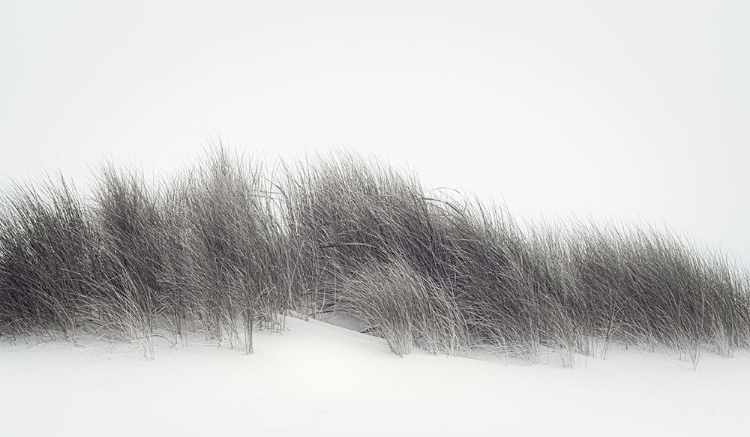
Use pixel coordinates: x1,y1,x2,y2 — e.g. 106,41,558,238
2,1,749,265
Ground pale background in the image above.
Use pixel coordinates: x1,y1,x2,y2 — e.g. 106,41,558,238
2,1,748,265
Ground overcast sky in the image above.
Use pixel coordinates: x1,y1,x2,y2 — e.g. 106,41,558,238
2,1,749,265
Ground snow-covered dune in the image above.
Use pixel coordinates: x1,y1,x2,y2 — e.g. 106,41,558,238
1,317,748,437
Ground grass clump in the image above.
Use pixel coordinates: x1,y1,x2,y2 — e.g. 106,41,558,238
279,152,750,365
1,147,749,367
0,149,289,357
171,149,288,353
565,224,750,359
336,258,467,356
0,178,98,340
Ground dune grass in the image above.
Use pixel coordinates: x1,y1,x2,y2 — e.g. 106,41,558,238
0,177,97,340
1,148,748,366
